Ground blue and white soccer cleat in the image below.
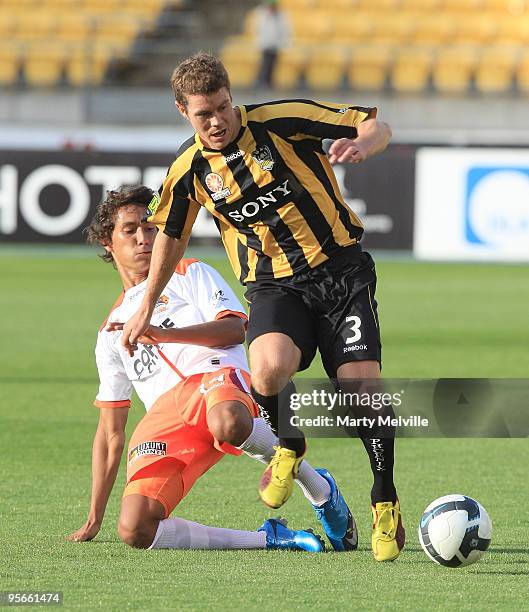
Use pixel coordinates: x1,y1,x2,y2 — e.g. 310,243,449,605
258,518,325,552
312,468,358,552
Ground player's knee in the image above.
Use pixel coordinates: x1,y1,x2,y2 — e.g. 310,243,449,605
251,361,292,395
208,402,252,446
118,517,154,549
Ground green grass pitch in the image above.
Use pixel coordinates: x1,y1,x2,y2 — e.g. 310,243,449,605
1,247,528,611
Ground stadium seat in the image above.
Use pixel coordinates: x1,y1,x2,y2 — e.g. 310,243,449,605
401,0,442,10
370,14,415,45
56,13,95,42
0,11,16,38
453,14,497,45
494,14,529,44
348,45,391,91
391,47,433,93
333,13,374,45
14,11,57,41
474,45,518,93
443,0,483,11
0,43,21,86
357,0,400,9
273,46,307,90
289,10,334,43
305,46,348,91
482,0,524,12
515,49,529,92
23,43,66,87
411,15,456,45
432,46,478,93
65,44,113,86
220,41,260,89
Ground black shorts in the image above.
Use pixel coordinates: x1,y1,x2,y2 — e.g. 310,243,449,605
245,248,382,378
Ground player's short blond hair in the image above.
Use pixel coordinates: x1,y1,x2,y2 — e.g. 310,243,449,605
170,52,231,108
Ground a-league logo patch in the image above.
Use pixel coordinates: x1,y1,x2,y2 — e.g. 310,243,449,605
252,145,275,171
128,441,167,464
205,172,231,201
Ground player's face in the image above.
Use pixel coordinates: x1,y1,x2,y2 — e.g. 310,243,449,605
177,87,241,150
105,205,157,280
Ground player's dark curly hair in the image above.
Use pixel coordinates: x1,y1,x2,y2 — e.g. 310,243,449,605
170,52,231,108
85,184,155,265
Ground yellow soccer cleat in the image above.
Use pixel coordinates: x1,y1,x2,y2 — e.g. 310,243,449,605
371,499,406,562
259,446,305,509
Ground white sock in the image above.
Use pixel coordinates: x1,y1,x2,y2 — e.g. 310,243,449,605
149,517,267,550
238,418,331,506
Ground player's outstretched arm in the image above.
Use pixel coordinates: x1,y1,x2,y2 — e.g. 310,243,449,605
108,316,246,348
122,232,189,356
328,119,392,165
67,407,128,542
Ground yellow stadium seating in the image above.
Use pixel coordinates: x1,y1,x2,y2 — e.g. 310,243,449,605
474,45,518,92
348,45,391,91
220,41,260,88
412,14,456,45
495,14,529,44
65,43,114,86
356,0,400,9
0,43,21,86
370,13,415,45
432,46,479,93
274,46,307,90
56,13,95,42
454,14,497,45
515,49,529,92
305,45,348,91
391,46,433,93
443,0,483,11
401,0,442,10
14,11,57,41
333,13,374,45
289,10,334,43
23,43,66,87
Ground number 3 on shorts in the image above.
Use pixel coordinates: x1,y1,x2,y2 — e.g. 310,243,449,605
345,315,362,344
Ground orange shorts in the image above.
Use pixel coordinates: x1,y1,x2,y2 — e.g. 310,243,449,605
123,367,258,517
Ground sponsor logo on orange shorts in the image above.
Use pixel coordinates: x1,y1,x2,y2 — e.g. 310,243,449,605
128,441,167,463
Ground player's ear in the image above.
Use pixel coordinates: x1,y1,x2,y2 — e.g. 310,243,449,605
175,100,188,119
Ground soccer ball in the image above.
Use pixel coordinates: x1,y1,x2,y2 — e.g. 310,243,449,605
418,494,492,567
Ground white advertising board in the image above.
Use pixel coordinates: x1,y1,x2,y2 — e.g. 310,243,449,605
415,148,529,261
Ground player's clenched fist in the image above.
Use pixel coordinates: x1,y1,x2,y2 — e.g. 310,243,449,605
121,308,151,356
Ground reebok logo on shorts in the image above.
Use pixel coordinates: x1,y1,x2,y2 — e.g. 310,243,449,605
128,441,167,464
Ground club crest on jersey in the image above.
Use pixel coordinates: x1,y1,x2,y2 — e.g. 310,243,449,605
128,441,167,464
252,145,275,171
154,294,169,313
205,172,231,201
211,289,228,306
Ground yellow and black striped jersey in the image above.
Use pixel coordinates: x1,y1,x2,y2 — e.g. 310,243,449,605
150,99,376,284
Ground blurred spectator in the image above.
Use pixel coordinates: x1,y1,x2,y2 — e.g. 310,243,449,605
255,0,290,88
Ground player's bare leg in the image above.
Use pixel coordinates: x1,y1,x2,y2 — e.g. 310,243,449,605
118,477,324,552
337,360,405,561
206,400,253,447
118,495,166,548
249,333,307,508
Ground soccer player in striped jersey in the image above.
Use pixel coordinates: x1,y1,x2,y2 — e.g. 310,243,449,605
67,184,359,553
122,53,405,561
